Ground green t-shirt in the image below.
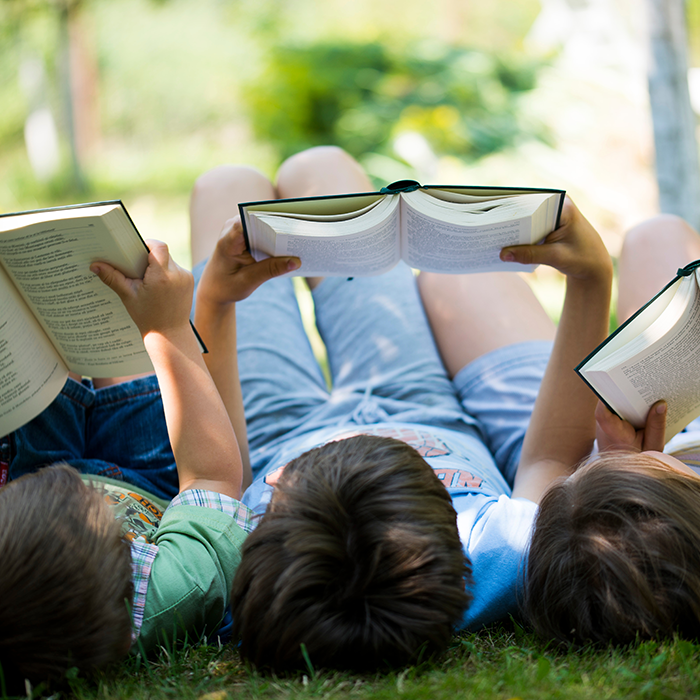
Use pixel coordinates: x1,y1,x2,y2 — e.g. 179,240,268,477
83,476,255,650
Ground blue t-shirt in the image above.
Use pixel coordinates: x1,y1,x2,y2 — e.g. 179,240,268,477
242,421,537,630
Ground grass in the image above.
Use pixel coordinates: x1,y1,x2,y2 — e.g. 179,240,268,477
16,622,699,700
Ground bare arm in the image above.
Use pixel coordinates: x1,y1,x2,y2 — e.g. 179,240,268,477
91,241,244,499
193,218,300,491
503,199,614,502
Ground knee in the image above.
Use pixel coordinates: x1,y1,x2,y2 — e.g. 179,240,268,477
191,164,274,202
277,146,356,185
624,214,698,250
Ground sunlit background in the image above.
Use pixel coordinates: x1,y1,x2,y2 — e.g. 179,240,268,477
3,0,700,318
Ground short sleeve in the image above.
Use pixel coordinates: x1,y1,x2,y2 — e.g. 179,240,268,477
137,492,251,651
455,493,538,630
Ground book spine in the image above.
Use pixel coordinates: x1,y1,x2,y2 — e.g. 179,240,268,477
379,180,421,194
677,259,700,276
237,203,251,252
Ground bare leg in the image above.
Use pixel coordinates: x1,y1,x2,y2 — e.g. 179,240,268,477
417,272,556,378
276,146,373,289
276,145,372,199
189,165,276,267
617,214,700,323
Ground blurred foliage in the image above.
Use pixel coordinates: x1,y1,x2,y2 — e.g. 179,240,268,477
0,1,57,147
244,41,550,163
0,0,546,210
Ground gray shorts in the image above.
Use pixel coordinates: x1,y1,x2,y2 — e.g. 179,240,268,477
193,262,552,484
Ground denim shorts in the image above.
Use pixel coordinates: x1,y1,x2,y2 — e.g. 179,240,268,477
453,339,552,486
4,374,178,500
193,261,552,484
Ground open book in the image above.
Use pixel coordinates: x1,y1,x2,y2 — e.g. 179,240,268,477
239,181,566,276
577,260,700,439
1,201,152,436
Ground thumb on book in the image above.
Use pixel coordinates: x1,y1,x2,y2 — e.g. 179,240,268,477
229,256,301,301
249,256,300,284
641,400,667,452
90,261,130,299
500,245,541,266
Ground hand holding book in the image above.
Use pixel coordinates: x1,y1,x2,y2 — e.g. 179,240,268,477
577,260,700,440
90,239,194,341
594,399,668,453
500,195,612,283
195,217,301,309
0,201,204,438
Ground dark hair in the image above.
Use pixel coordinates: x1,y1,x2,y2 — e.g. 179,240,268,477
0,464,134,691
524,451,700,645
231,435,471,671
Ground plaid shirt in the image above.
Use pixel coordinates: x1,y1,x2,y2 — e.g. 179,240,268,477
129,489,256,641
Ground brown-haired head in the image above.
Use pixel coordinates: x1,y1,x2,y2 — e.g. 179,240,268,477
524,451,700,645
231,435,471,671
0,464,134,691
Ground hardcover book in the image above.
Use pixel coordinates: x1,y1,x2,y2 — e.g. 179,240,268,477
239,181,566,276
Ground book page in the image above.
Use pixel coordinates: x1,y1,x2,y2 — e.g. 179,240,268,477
424,186,562,202
244,195,384,221
399,190,561,273
581,278,682,365
400,205,536,273
247,197,401,276
591,277,700,437
0,212,153,377
0,271,68,437
421,190,526,203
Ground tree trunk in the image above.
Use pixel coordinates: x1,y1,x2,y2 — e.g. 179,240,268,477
646,0,700,229
57,0,87,192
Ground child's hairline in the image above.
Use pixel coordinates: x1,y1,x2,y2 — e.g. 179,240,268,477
268,434,435,496
570,449,700,483
5,461,89,495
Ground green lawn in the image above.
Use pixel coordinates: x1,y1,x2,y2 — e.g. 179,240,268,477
38,622,700,700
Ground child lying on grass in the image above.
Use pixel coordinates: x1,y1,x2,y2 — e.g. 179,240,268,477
525,213,700,645
188,145,613,671
0,233,296,692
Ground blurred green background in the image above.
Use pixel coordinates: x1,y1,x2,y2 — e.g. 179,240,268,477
1,0,545,241
2,0,699,315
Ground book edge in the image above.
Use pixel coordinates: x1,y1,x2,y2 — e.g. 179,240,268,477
422,185,566,196
238,185,565,211
0,200,124,220
575,269,691,373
